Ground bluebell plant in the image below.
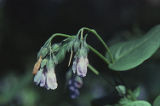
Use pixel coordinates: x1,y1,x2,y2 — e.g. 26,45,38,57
32,25,160,103
32,27,109,98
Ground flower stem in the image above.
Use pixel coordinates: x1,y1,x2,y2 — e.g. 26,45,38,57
40,30,109,76
88,64,99,75
48,33,74,44
81,27,114,63
87,44,110,65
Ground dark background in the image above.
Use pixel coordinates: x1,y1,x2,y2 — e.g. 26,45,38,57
0,0,160,106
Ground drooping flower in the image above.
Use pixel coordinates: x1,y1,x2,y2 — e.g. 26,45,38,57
45,58,58,90
72,57,78,74
72,55,89,77
34,68,46,87
33,56,58,90
46,68,58,90
68,76,83,99
76,56,89,77
71,39,89,77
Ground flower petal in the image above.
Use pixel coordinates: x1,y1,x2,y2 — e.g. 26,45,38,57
34,69,43,85
72,58,77,74
46,69,58,90
40,72,46,87
77,57,88,77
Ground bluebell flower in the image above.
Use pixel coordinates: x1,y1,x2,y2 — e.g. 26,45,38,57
45,68,58,90
72,56,89,77
33,57,58,90
34,68,46,87
68,76,83,99
76,56,89,77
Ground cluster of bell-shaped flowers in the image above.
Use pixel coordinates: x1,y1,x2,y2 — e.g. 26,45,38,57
68,75,83,99
33,56,58,90
33,34,89,99
67,39,89,98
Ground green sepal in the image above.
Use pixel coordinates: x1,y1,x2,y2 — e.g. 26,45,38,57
56,45,67,63
40,59,48,68
52,54,58,65
37,47,49,58
52,43,60,52
73,37,80,52
67,39,74,52
132,87,140,99
115,85,126,96
46,58,54,70
79,46,88,57
78,39,89,57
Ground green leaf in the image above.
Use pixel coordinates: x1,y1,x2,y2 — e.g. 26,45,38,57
115,85,126,96
132,87,140,99
107,25,160,71
119,98,151,106
153,95,160,106
124,101,151,106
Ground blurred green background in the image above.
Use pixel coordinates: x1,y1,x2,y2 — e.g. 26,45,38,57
0,0,160,106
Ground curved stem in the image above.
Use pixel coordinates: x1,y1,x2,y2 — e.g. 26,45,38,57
87,44,110,65
81,27,114,63
40,31,109,75
48,33,74,44
42,33,73,48
88,64,99,75
80,28,84,40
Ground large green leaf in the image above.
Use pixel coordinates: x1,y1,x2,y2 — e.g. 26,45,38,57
107,25,160,71
124,101,151,106
153,95,160,106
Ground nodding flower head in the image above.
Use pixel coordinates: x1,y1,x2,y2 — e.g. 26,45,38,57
34,68,46,87
68,76,83,99
72,39,89,77
76,56,89,77
72,56,89,77
46,68,58,90
33,57,58,90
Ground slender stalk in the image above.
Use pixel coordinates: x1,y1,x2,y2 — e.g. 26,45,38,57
88,64,99,75
87,44,110,65
81,27,114,63
68,50,73,67
41,32,110,75
43,33,74,48
49,33,74,43
80,28,84,40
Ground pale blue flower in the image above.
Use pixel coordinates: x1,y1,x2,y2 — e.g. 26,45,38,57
46,68,58,90
34,69,46,87
34,67,58,90
76,56,89,77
